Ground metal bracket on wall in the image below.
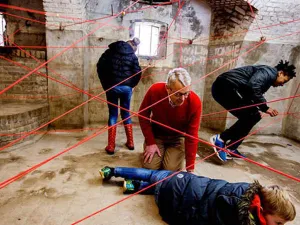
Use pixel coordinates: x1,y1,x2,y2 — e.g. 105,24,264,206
59,22,64,31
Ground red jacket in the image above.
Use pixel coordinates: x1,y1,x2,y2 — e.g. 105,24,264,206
139,83,202,170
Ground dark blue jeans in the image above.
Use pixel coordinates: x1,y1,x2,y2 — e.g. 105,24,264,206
114,167,172,194
105,86,132,126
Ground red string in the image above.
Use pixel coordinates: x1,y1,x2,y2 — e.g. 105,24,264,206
2,88,299,190
247,0,263,37
0,38,249,101
0,40,265,187
71,114,299,224
0,0,141,97
0,3,81,20
0,0,185,152
1,53,299,138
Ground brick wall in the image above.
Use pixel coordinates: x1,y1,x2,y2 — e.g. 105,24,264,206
0,103,49,147
207,0,257,44
4,0,46,46
245,0,300,43
0,50,48,104
43,0,87,31
202,1,257,129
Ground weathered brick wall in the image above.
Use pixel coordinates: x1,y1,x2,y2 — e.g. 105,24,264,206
202,0,257,130
245,0,300,43
0,50,48,104
44,0,87,30
0,103,49,147
207,0,256,44
4,0,46,46
234,0,300,137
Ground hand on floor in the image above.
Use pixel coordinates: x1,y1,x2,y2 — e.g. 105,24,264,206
143,144,161,163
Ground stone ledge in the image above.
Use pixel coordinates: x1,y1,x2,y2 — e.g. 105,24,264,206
0,103,49,148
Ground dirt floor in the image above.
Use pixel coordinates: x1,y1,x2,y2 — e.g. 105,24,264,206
0,125,299,225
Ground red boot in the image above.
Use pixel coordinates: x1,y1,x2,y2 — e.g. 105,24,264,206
124,124,134,150
105,126,117,155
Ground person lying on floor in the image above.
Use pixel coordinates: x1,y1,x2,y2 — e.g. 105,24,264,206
99,166,296,225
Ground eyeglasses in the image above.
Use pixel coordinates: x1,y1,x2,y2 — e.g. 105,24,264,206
171,90,190,98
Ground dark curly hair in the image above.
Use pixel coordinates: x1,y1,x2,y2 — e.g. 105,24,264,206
275,60,296,78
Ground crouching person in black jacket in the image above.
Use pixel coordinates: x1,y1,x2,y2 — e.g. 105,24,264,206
97,38,142,155
210,60,296,162
99,166,296,225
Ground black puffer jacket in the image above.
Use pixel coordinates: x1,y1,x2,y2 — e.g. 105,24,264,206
218,65,278,112
97,41,142,90
156,172,262,225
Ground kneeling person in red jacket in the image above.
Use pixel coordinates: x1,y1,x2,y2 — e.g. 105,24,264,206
139,68,202,172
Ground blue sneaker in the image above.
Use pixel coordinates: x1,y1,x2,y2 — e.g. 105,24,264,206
210,134,227,162
228,149,246,159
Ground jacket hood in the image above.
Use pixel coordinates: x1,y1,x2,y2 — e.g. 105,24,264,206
264,65,278,79
109,41,135,54
238,180,263,225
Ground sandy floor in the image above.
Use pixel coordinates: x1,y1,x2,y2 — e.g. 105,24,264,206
0,125,299,225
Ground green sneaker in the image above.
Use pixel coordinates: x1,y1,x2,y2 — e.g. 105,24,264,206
99,166,114,180
123,179,137,194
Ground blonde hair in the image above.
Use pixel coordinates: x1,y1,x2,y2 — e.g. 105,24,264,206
260,185,296,221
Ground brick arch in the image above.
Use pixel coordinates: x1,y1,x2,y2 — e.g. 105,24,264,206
206,0,258,43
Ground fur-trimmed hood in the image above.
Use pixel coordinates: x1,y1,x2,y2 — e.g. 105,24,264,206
238,180,263,225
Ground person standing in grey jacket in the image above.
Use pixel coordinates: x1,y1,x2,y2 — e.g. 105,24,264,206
210,60,296,162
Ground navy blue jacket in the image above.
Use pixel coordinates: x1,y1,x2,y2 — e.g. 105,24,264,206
97,41,142,90
156,172,253,225
218,65,278,112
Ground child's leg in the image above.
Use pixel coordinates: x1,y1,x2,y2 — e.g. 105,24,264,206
134,170,173,194
114,167,162,181
120,169,173,195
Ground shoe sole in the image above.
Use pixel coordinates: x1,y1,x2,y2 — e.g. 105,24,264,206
99,170,105,179
105,149,114,155
227,150,246,160
123,180,127,193
226,154,233,160
125,143,134,150
229,155,246,160
210,136,226,162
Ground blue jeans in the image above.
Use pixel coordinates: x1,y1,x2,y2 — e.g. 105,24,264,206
105,86,132,126
114,167,172,194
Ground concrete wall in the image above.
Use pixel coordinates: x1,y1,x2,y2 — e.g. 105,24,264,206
201,0,300,141
44,0,88,129
235,0,300,140
51,0,211,127
39,0,299,140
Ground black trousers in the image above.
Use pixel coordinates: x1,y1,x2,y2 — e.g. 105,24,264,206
211,77,261,150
